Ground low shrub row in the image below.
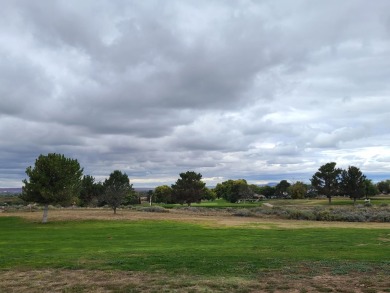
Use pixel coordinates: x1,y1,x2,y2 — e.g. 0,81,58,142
235,206,390,222
136,206,169,213
3,202,390,222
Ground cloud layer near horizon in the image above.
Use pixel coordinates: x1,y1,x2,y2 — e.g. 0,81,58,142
1,0,390,187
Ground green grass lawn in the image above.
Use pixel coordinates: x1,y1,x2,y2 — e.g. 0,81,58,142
160,197,390,209
1,217,389,277
161,198,264,208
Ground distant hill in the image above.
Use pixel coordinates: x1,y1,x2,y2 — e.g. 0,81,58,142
134,187,154,192
259,182,278,187
0,188,22,194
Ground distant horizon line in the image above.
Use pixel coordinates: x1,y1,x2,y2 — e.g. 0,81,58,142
0,183,281,193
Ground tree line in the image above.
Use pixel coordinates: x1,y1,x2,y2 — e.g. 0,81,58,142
20,153,210,222
21,154,133,222
21,153,390,223
153,162,386,205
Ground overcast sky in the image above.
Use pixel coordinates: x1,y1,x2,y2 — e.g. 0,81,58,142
1,0,390,188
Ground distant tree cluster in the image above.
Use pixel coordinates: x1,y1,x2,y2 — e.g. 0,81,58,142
21,154,211,222
21,153,135,222
150,162,385,205
310,162,378,204
214,179,253,203
377,180,390,194
21,153,387,223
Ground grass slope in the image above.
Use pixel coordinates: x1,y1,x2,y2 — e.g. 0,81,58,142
1,217,389,277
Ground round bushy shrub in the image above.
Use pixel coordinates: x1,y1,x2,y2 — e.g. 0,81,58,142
370,210,390,222
233,208,253,217
137,206,169,213
286,209,314,220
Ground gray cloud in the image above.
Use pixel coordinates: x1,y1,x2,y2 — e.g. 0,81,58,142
1,0,390,187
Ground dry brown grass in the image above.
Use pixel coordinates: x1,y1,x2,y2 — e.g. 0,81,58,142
0,269,389,293
1,208,389,229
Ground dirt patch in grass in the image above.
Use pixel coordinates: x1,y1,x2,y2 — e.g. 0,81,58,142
1,208,389,229
0,269,389,293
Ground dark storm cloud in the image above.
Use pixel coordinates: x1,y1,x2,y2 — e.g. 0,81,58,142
1,0,390,187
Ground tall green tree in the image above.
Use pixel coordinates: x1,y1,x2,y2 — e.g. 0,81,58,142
376,180,390,194
340,166,366,204
171,171,206,206
202,187,217,201
310,162,341,204
288,181,307,199
21,153,83,223
249,184,262,194
79,175,104,207
153,185,173,204
364,179,379,198
214,179,253,203
214,181,233,199
257,185,276,198
102,170,133,214
275,180,291,197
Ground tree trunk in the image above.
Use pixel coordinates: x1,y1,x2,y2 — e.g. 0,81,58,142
328,197,332,204
42,204,49,223
114,207,117,214
353,198,357,205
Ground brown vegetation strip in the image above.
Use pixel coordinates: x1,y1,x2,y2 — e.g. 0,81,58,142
1,208,390,229
0,269,389,293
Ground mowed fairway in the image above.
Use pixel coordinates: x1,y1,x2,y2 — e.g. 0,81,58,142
1,209,389,292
